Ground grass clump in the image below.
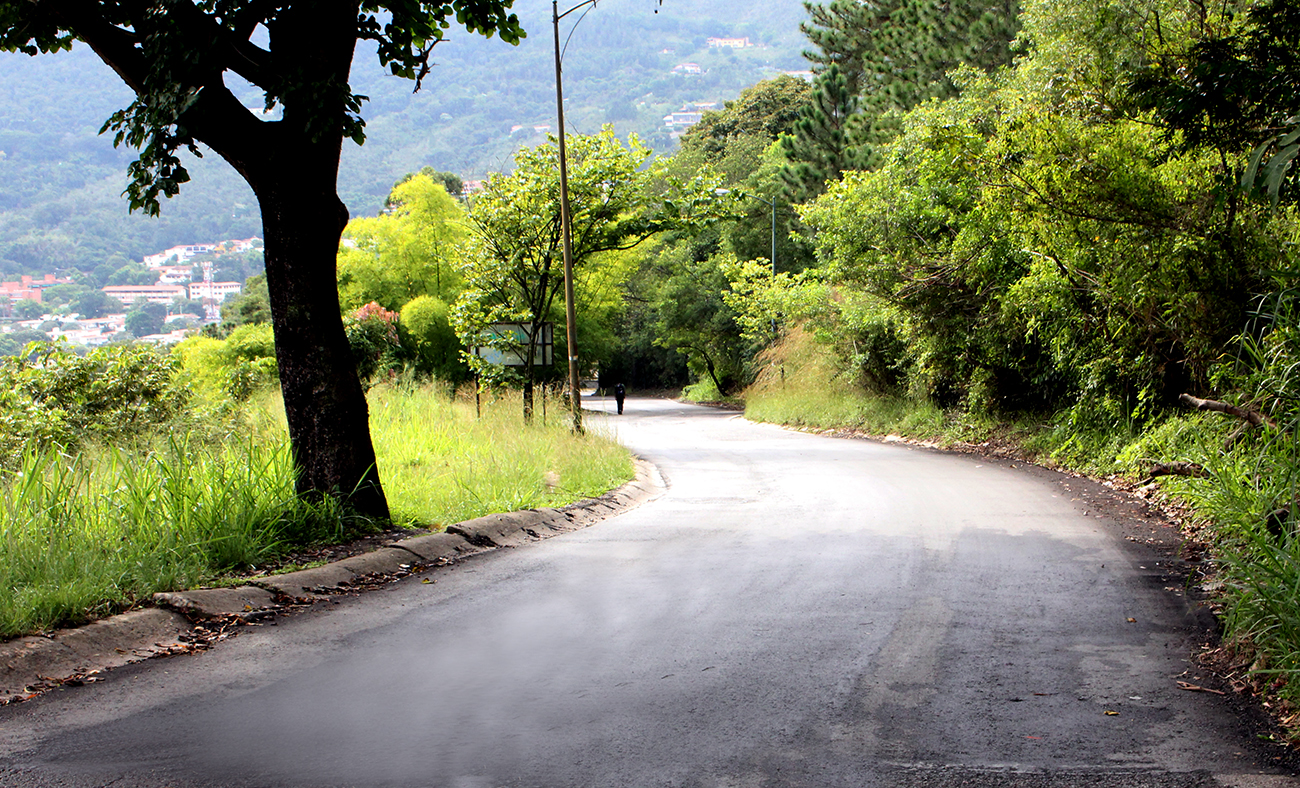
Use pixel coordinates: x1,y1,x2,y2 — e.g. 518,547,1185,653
369,383,634,527
0,437,355,639
0,363,633,639
0,340,634,642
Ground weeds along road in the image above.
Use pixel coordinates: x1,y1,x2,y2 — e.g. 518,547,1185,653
1,398,1294,787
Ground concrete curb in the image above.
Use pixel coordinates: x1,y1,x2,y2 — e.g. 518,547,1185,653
0,458,663,703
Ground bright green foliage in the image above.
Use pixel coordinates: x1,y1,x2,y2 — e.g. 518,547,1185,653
678,75,813,172
338,174,469,311
174,323,278,402
455,127,725,405
221,274,272,326
797,70,1281,417
1132,0,1300,206
0,342,189,465
400,295,467,382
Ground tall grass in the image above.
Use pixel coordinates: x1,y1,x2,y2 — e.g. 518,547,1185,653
0,384,634,639
744,330,948,439
0,438,350,638
369,383,634,527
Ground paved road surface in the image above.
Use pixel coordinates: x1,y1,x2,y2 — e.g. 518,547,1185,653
1,398,1295,787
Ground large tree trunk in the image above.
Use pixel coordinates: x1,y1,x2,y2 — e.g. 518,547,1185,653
252,159,390,520
240,0,388,520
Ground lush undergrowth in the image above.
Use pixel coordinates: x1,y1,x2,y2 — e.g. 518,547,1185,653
1,381,632,640
746,329,1300,716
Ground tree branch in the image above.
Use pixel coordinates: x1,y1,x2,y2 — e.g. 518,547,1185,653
1178,392,1277,429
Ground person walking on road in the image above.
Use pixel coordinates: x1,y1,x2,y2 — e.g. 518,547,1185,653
615,383,626,415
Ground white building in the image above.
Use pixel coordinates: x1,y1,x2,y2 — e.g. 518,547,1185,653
157,265,195,284
102,285,187,305
143,244,216,268
189,281,242,301
707,37,751,48
141,237,260,267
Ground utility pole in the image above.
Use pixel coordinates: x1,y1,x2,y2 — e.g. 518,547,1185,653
553,0,598,435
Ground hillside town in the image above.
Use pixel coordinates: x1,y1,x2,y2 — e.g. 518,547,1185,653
0,237,260,352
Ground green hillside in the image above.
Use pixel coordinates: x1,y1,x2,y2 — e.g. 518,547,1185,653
0,0,809,276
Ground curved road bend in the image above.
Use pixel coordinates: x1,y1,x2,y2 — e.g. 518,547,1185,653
0,398,1294,787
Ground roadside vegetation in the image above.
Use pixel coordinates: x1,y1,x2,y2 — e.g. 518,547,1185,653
0,340,631,639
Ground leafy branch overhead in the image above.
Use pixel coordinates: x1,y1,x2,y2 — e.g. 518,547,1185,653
0,0,525,215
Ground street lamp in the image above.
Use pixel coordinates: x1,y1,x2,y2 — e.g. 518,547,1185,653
552,0,595,435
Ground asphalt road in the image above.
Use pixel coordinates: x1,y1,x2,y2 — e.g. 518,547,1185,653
1,398,1295,788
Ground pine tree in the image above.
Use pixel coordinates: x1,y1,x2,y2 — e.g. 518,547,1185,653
800,0,901,96
861,0,1021,113
779,64,866,201
790,0,1022,195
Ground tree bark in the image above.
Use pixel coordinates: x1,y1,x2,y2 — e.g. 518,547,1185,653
255,171,389,519
46,0,391,519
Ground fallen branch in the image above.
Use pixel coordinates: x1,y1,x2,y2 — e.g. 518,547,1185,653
1137,459,1209,483
1177,680,1225,695
1178,393,1277,430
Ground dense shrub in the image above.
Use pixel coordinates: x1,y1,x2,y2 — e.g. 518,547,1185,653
0,342,189,465
174,323,278,402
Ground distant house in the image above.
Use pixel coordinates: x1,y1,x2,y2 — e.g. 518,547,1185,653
707,36,751,48
157,265,195,285
663,101,717,131
219,237,262,254
673,62,702,75
1,274,74,304
784,70,815,82
188,281,242,301
664,108,703,129
102,285,187,305
141,237,258,268
143,243,216,268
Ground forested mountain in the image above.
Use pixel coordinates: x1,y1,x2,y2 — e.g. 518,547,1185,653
0,0,808,277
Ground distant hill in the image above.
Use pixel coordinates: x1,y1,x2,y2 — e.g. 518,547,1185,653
0,0,811,276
